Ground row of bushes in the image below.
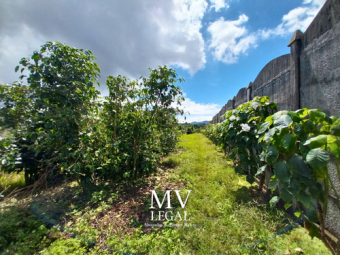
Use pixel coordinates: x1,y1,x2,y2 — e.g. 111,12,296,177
0,42,185,190
203,96,340,237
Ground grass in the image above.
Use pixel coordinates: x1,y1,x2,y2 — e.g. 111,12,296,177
0,134,332,254
0,170,26,195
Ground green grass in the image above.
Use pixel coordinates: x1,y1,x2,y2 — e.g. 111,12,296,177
0,170,26,195
155,133,330,255
0,134,332,255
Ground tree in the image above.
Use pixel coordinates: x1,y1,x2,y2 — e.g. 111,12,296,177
0,42,101,185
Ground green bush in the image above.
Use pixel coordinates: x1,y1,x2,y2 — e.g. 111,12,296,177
204,97,340,238
0,42,185,190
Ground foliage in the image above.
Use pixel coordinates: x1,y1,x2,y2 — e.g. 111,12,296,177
0,42,101,185
0,134,331,254
204,97,340,238
258,109,340,230
0,206,51,254
204,96,277,184
0,42,185,190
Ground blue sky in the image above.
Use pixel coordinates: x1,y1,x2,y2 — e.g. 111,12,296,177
0,0,326,122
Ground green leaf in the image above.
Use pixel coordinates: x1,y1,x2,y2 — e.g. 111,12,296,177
306,148,330,170
288,155,311,178
255,165,267,176
294,211,301,218
303,120,316,133
268,180,278,190
294,123,306,138
269,196,279,208
265,115,273,125
281,134,297,152
273,115,293,129
328,140,340,158
284,203,292,210
309,109,327,122
273,161,290,183
280,187,293,203
264,128,277,143
258,122,271,134
242,162,249,171
330,118,340,136
251,101,260,110
15,66,19,72
297,191,312,208
265,146,279,165
310,135,327,149
288,111,302,122
299,140,310,154
290,178,301,196
246,174,255,184
296,108,308,118
272,111,287,121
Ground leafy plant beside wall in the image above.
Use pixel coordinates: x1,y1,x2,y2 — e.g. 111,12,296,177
257,108,340,236
204,96,277,187
204,97,340,238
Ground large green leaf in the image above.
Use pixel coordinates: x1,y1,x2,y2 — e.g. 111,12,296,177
309,109,327,123
273,115,293,129
264,128,277,143
265,146,279,165
272,111,287,121
258,122,271,134
306,148,330,170
330,118,340,136
288,155,311,178
309,135,327,149
280,187,293,203
273,161,290,183
251,101,260,110
281,133,297,152
328,140,340,158
268,180,278,190
303,120,316,133
290,178,301,196
287,111,302,123
294,123,306,139
297,191,312,208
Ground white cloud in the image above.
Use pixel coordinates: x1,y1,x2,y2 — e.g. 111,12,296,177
207,0,326,65
175,95,220,123
0,0,208,93
259,0,326,39
207,14,258,64
209,0,229,12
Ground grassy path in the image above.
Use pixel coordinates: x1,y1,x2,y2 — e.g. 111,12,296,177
161,133,330,255
0,134,332,255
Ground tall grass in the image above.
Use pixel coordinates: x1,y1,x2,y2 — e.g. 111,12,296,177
0,170,26,195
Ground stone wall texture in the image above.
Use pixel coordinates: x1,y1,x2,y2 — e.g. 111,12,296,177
209,0,340,239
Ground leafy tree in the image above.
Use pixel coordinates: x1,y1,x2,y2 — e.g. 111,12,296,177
0,42,101,185
0,42,185,191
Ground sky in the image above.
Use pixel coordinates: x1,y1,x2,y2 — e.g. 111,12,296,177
0,0,326,123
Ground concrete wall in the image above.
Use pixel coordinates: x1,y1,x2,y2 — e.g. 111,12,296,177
209,0,340,239
300,20,340,116
252,54,294,111
234,87,247,108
